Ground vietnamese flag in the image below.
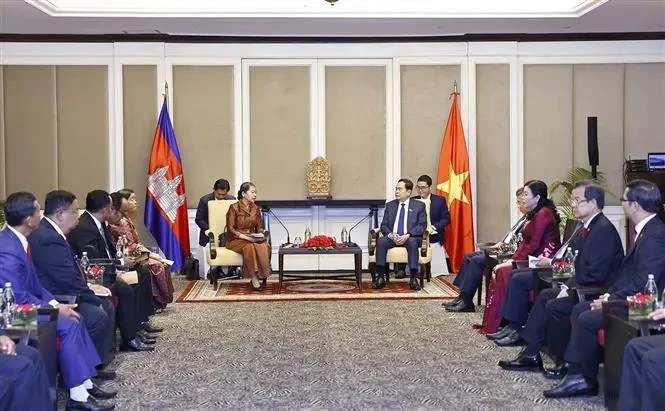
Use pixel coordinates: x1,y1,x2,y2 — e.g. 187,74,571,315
436,92,474,273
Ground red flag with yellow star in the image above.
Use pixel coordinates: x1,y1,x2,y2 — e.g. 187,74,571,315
436,92,474,273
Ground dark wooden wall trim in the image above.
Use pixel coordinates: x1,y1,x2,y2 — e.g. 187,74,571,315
1,32,664,43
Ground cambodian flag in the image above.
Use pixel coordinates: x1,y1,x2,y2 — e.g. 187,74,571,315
144,97,190,271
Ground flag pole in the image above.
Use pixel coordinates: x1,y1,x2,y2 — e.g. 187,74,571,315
163,82,169,109
450,80,460,99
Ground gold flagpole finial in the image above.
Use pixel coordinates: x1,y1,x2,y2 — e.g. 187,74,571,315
450,81,460,99
163,82,169,109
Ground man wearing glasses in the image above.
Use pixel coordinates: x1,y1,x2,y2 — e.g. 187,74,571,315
395,175,450,279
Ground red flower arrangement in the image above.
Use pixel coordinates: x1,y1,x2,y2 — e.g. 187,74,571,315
300,235,346,249
628,292,656,319
126,243,142,257
86,265,104,284
552,261,573,278
12,304,38,329
631,292,655,304
496,242,514,254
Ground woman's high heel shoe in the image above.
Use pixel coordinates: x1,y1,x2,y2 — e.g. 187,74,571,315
249,280,263,291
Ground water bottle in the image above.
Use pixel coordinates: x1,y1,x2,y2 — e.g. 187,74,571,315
0,289,6,329
341,226,348,243
304,227,311,242
80,251,90,273
3,283,15,326
572,250,579,276
115,237,124,258
645,274,659,310
563,247,575,276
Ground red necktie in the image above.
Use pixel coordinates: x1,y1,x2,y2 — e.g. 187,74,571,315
26,244,32,261
580,227,589,239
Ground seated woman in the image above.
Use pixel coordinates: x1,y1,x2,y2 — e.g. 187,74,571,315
108,189,174,311
478,179,561,334
226,182,271,291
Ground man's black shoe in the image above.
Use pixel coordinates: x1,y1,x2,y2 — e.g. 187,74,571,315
137,329,158,340
141,322,164,333
94,369,116,380
137,334,157,345
120,338,155,352
543,363,568,380
445,299,475,312
372,274,386,289
395,269,407,279
409,276,421,291
66,396,115,410
498,350,543,371
486,326,512,341
543,374,599,398
442,297,462,307
494,330,525,347
88,384,118,399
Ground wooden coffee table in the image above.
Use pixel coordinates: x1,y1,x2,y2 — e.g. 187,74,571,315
277,245,363,293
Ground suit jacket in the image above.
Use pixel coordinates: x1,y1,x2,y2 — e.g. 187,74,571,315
513,206,561,261
28,219,103,306
564,212,624,288
380,199,427,238
609,216,665,300
0,228,55,306
67,211,117,259
195,192,236,246
412,194,450,244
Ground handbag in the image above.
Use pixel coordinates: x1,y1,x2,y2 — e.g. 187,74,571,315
182,254,200,280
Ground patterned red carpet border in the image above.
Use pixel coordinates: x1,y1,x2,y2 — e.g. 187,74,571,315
176,275,459,303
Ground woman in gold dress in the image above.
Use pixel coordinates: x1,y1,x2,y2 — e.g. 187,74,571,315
226,182,271,291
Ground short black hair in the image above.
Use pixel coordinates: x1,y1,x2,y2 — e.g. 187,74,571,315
626,179,662,213
4,191,37,226
86,190,111,213
573,180,605,209
416,175,432,187
398,178,414,191
44,190,77,216
214,179,230,191
110,192,125,211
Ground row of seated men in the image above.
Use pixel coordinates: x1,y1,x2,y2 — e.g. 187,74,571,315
0,189,168,410
446,178,665,409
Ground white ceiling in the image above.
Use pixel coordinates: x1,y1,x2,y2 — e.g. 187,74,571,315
1,0,664,37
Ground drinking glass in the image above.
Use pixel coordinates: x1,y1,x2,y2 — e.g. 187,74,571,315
293,236,302,247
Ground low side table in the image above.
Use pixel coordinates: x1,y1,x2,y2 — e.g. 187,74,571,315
277,246,363,293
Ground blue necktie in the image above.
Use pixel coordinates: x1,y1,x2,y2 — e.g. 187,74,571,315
397,203,406,235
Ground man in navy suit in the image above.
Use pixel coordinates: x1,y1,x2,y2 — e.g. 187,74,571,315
0,192,115,410
544,179,665,398
497,181,624,368
195,178,235,247
28,190,116,361
374,178,427,291
619,308,665,411
0,331,52,410
395,174,450,279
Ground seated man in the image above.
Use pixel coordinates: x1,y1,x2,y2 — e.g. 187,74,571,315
374,178,427,291
544,179,665,398
0,331,52,410
195,178,238,278
494,181,623,347
395,174,450,278
444,187,527,312
619,307,665,411
67,190,158,352
29,190,116,362
0,192,115,410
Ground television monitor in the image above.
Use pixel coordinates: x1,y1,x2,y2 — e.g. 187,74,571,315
648,153,665,171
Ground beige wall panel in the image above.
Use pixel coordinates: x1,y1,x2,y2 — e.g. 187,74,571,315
173,66,235,203
400,65,461,183
3,66,58,200
523,65,573,195
326,66,386,199
123,65,157,245
249,66,310,200
573,64,624,205
0,67,5,199
476,64,510,243
624,63,665,159
56,66,109,201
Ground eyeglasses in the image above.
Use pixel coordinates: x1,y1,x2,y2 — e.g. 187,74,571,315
570,199,589,206
416,186,430,191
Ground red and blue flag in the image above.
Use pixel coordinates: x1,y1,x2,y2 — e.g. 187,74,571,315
145,97,190,271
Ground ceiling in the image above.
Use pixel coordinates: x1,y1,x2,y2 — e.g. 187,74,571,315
1,0,664,38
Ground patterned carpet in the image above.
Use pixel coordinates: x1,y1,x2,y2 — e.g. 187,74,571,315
89,275,605,411
177,275,458,302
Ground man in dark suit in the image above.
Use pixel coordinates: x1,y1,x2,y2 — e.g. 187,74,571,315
497,181,623,369
0,331,52,410
544,179,665,398
28,190,116,361
374,178,427,291
67,190,156,352
0,192,115,410
395,174,450,279
195,178,235,247
619,308,665,411
444,186,528,312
